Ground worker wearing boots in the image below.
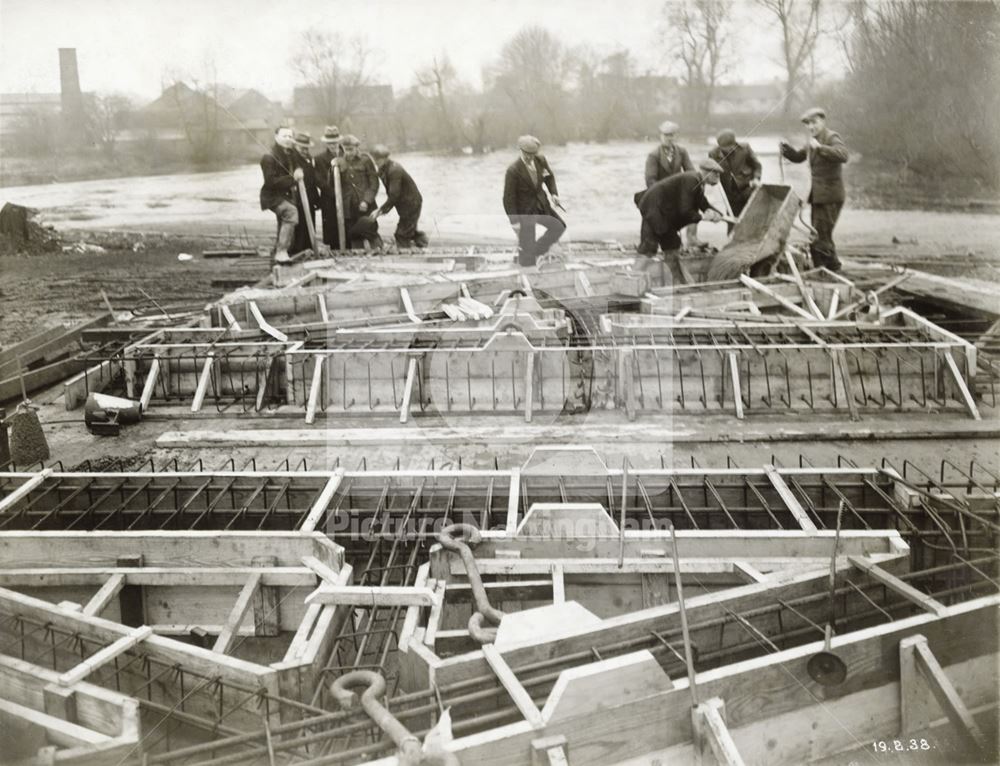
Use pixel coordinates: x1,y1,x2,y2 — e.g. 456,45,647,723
314,125,344,250
259,126,299,263
634,159,724,284
335,135,381,250
709,129,762,224
370,145,429,250
780,107,849,272
502,135,566,267
289,131,320,255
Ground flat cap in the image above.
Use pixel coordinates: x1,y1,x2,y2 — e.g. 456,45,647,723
699,158,723,173
716,129,737,147
341,134,361,147
322,125,342,142
799,106,826,122
517,135,541,154
293,131,313,147
370,144,391,160
658,120,679,135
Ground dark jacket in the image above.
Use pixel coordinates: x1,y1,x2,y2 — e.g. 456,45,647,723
708,142,762,194
644,144,694,188
378,159,422,215
290,151,320,211
313,147,342,199
503,155,560,222
637,171,719,234
259,143,296,211
780,128,848,204
336,153,380,219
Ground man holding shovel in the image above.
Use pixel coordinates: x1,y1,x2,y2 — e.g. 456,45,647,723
780,107,849,272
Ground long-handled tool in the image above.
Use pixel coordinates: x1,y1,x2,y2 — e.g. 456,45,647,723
333,161,347,251
807,500,848,686
667,521,698,705
296,176,318,254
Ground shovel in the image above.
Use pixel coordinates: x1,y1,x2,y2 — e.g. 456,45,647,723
807,500,848,686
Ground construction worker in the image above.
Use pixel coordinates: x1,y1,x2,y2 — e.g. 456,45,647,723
314,125,344,250
369,145,429,249
258,126,299,263
502,135,565,267
289,131,320,255
780,107,849,272
644,120,701,247
334,135,381,250
709,129,762,223
635,158,724,283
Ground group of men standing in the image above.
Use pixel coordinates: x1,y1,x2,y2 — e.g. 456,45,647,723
259,125,427,262
262,107,848,274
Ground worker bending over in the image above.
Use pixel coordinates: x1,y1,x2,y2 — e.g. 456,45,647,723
709,129,761,225
503,135,565,267
370,145,429,249
635,158,724,283
780,107,849,272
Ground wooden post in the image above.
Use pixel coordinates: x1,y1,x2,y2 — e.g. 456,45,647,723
333,162,347,250
116,555,145,627
899,634,987,754
692,697,746,766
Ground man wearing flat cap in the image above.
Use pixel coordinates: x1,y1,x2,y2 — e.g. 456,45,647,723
503,135,566,266
370,145,428,249
780,107,849,271
709,129,762,223
645,120,694,188
314,126,344,249
289,131,320,254
634,159,724,283
334,134,381,250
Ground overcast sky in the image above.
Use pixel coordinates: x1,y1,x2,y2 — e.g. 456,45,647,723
1,0,845,102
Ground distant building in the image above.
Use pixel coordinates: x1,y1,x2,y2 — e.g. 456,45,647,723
0,48,85,141
710,82,786,116
291,83,396,144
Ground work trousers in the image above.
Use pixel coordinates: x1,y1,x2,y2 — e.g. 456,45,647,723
395,201,428,248
269,200,299,254
636,220,682,256
811,201,843,271
319,195,341,250
516,214,566,267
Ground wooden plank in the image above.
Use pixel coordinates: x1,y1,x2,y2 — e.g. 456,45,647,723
727,352,744,420
738,274,815,320
731,562,766,584
305,585,437,607
524,351,534,423
82,574,125,617
897,270,1000,317
506,468,520,536
0,698,111,747
942,349,981,420
904,634,988,752
0,470,52,513
482,644,544,729
423,580,446,648
551,565,565,604
400,357,417,424
220,304,242,332
301,556,342,584
693,697,745,766
58,626,153,686
305,355,324,425
832,349,860,422
190,353,215,413
317,294,330,323
212,572,262,654
849,556,946,617
138,356,159,412
248,301,289,342
400,287,423,324
299,469,344,532
399,563,430,653
763,465,817,532
783,251,824,320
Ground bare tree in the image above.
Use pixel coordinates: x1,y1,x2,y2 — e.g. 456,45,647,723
663,0,733,126
414,54,461,151
487,26,578,143
86,94,132,158
290,30,381,124
753,0,824,113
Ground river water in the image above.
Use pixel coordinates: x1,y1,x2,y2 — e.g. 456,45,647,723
3,139,999,252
